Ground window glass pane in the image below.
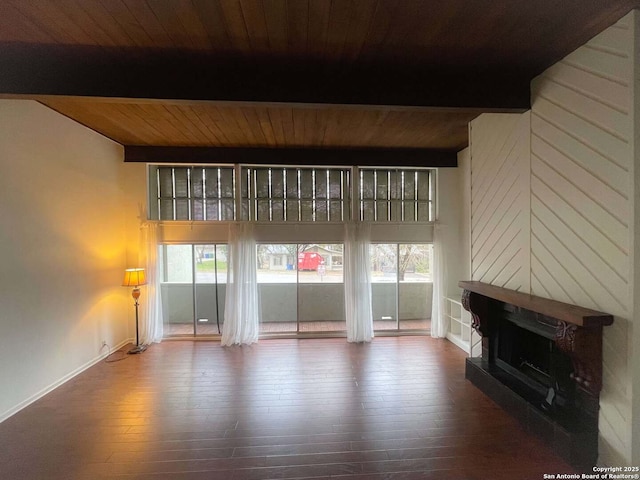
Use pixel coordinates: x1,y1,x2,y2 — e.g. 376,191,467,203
257,199,270,221
192,199,204,220
257,244,297,283
272,200,285,221
214,245,227,330
370,244,398,331
174,169,189,198
403,171,416,200
362,200,375,221
221,199,235,220
206,199,219,221
175,199,190,220
328,170,343,199
220,169,234,198
286,169,299,198
160,199,173,220
329,200,343,222
191,168,204,198
257,244,297,334
376,201,389,222
389,201,401,222
240,199,250,221
361,170,374,200
286,199,299,222
376,171,388,199
194,245,220,335
300,200,314,221
315,199,328,221
204,168,219,198
161,245,194,336
300,170,313,199
194,245,215,283
297,245,343,283
403,202,415,222
315,170,328,199
399,244,432,331
298,244,345,333
158,168,173,197
256,169,270,198
389,171,400,200
417,171,430,200
417,202,430,222
164,245,192,282
272,169,285,199
241,168,249,199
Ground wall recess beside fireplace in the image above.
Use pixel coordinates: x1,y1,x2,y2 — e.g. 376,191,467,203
459,280,613,469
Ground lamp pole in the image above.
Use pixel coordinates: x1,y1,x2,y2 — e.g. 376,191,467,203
123,268,148,354
129,286,147,354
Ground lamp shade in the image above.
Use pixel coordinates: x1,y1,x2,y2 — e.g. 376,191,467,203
122,268,146,287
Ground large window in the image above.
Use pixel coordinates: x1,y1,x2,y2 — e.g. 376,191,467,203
370,243,432,331
256,243,345,334
151,166,236,221
160,244,227,336
149,165,434,223
359,169,433,222
160,243,348,337
241,167,350,222
152,164,436,338
160,242,430,337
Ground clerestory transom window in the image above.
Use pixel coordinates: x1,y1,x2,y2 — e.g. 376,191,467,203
149,165,434,223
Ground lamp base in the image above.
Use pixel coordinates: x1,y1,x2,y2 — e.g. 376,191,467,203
127,344,148,355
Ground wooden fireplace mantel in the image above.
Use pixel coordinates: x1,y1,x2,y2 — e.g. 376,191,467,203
458,281,613,395
458,281,613,328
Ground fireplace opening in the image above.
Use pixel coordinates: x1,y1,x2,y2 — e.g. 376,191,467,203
493,316,576,414
497,319,552,387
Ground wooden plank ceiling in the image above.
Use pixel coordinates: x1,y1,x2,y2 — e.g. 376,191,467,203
0,0,637,165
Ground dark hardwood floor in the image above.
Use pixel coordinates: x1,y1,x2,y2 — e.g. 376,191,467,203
0,337,577,479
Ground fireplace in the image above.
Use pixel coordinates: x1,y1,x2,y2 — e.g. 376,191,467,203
459,281,613,469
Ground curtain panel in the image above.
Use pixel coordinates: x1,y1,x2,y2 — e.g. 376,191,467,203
140,222,164,344
344,223,374,343
430,223,448,338
221,223,261,346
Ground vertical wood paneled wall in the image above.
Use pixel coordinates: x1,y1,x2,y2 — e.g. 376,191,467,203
468,12,634,466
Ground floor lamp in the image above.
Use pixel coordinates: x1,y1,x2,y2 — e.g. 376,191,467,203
122,268,147,354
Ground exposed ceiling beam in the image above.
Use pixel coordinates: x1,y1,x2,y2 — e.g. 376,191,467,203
0,44,530,111
124,146,457,168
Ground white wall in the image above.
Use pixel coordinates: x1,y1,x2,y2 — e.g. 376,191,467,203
437,167,465,297
466,12,637,465
0,100,132,421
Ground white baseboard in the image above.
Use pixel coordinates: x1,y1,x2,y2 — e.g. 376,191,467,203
0,337,133,423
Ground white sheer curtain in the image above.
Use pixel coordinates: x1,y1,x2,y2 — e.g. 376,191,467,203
344,222,374,343
140,222,163,344
431,223,448,338
221,223,260,346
